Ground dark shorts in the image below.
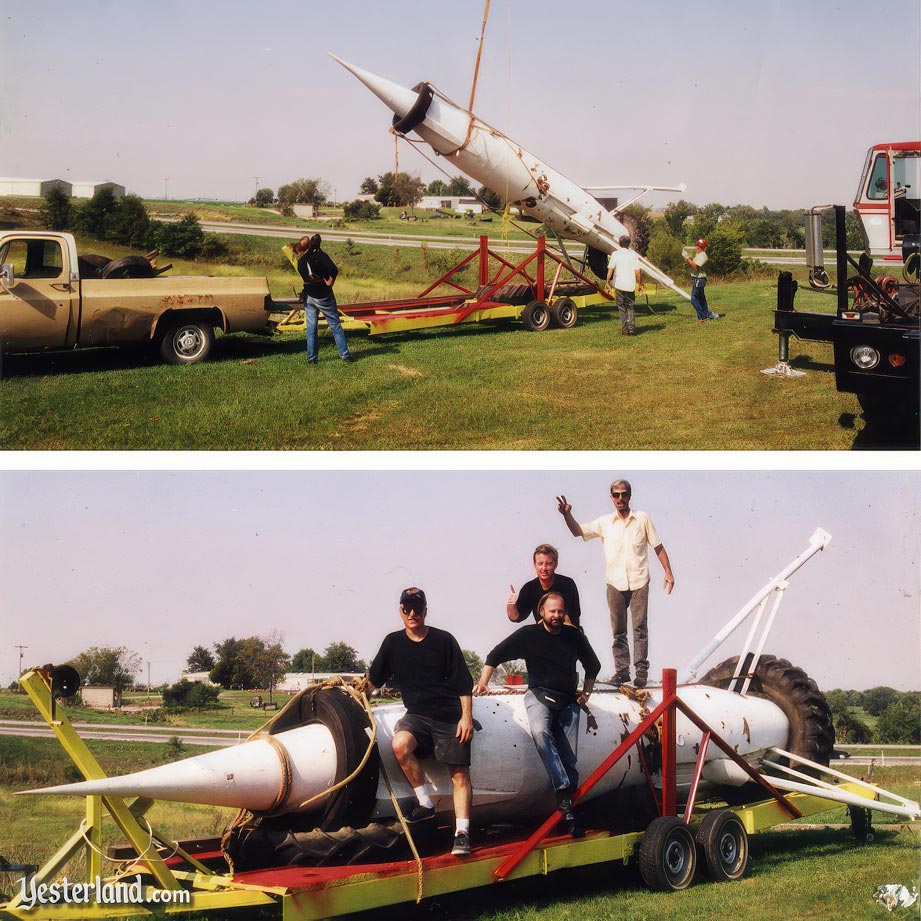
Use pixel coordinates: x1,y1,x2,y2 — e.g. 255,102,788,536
394,713,471,766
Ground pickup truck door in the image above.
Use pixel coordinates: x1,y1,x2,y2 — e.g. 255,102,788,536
0,237,78,348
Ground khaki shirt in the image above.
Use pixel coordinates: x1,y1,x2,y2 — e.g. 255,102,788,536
580,509,662,590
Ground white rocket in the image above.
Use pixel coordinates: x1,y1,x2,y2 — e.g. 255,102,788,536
331,55,691,301
21,686,792,824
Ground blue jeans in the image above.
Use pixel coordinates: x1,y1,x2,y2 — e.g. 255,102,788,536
305,291,350,361
524,690,580,794
690,277,710,320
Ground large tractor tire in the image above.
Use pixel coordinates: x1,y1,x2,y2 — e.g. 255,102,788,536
700,654,834,773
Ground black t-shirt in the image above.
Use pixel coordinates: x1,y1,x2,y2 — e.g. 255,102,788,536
486,624,601,698
514,573,581,628
369,626,473,722
297,249,338,298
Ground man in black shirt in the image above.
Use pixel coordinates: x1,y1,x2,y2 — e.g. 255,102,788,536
291,234,352,364
507,543,582,628
475,591,600,836
368,587,474,857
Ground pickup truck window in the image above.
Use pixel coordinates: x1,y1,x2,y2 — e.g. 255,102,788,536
0,239,64,280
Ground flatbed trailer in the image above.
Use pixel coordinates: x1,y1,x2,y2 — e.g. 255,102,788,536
2,667,903,921
273,235,622,337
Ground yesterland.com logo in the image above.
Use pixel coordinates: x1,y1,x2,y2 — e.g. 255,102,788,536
16,875,191,910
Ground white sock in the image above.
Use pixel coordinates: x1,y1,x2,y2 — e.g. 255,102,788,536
413,785,434,809
455,818,470,834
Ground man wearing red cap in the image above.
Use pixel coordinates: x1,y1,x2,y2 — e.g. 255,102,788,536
684,239,720,322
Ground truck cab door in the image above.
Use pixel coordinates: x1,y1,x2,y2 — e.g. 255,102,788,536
0,237,78,348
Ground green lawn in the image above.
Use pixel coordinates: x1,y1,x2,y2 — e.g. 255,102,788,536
1,737,916,921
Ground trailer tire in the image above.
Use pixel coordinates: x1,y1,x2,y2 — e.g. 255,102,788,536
695,810,748,881
159,319,215,364
101,255,156,279
700,654,834,774
550,297,578,329
639,816,697,891
521,300,550,332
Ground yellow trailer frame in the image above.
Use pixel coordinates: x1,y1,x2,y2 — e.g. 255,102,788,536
0,668,875,921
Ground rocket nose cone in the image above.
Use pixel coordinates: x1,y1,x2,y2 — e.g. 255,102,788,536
328,52,418,120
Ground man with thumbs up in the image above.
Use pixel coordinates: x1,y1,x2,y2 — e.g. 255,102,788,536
507,543,582,629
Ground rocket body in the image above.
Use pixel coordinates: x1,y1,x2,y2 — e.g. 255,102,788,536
23,688,788,825
331,56,691,300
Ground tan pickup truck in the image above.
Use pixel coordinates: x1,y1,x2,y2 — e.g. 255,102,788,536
0,231,274,364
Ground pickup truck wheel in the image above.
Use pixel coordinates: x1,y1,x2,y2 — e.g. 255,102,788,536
159,319,215,364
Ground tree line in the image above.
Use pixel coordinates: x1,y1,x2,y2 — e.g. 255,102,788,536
825,686,920,745
42,188,227,259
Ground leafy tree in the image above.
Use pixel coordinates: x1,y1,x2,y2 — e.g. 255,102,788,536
67,645,141,694
663,200,698,238
237,635,290,692
317,641,366,673
446,176,473,196
162,677,220,710
291,647,319,672
343,199,382,220
359,176,380,195
826,694,872,743
186,645,215,672
426,179,448,196
703,222,744,276
646,223,686,279
210,637,255,690
277,178,329,207
374,171,425,207
252,188,275,207
862,686,900,716
73,188,118,238
42,188,72,230
106,194,150,248
876,696,921,744
148,213,205,257
463,649,483,680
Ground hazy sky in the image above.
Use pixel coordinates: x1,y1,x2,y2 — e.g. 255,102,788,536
2,0,918,208
1,470,918,692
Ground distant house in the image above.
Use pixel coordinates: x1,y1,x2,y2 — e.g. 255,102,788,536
417,196,484,214
81,687,121,709
279,672,363,693
292,203,317,219
0,177,73,197
71,180,125,199
184,671,215,684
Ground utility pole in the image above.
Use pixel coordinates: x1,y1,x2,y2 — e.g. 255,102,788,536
164,178,170,201
253,176,261,199
147,661,151,702
13,645,28,689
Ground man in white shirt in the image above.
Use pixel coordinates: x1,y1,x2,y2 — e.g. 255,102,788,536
683,238,719,322
556,481,675,688
605,235,643,335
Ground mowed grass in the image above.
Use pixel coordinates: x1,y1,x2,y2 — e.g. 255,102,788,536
1,737,917,920
0,236,878,450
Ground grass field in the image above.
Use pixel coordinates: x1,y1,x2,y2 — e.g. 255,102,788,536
2,202,912,450
0,733,917,920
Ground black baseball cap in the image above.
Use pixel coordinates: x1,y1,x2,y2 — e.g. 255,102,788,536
399,587,427,612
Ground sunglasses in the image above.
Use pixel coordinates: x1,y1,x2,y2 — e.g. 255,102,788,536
401,603,425,615
611,491,630,498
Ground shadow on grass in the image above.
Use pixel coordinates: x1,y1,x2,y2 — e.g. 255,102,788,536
790,354,835,373
333,823,890,921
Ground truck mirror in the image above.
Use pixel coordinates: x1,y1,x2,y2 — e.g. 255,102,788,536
0,263,15,290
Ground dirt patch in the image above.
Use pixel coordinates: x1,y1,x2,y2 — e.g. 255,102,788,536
387,364,423,378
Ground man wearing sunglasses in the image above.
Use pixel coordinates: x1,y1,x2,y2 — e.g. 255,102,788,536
367,587,475,857
556,481,675,688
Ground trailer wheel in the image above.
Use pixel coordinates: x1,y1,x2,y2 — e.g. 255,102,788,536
159,319,215,364
638,816,697,891
521,300,551,332
550,297,578,329
700,654,834,774
696,810,748,881
101,255,156,279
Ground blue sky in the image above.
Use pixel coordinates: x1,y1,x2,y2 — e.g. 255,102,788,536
1,470,918,691
2,0,918,207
